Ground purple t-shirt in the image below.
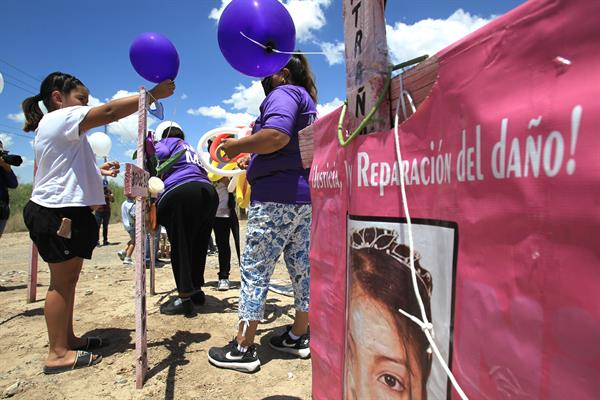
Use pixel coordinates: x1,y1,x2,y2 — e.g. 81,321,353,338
155,137,210,200
246,85,316,204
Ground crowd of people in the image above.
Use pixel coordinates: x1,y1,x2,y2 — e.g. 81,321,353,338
17,53,317,375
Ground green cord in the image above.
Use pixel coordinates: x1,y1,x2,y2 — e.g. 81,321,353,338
337,55,428,147
337,69,392,147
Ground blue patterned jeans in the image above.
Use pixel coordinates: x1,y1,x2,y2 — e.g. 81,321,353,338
238,201,312,321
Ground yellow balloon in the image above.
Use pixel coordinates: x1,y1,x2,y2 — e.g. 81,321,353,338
207,160,238,182
235,172,251,209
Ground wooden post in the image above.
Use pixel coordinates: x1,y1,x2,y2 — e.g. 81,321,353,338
299,0,390,168
343,0,390,135
124,88,150,389
149,224,155,296
27,162,38,303
26,242,38,303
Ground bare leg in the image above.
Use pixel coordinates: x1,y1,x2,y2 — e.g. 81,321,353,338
66,261,86,349
45,257,97,367
126,242,135,258
236,320,259,347
291,310,309,336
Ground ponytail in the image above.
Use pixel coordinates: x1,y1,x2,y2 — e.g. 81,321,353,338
285,53,318,103
22,94,44,132
21,71,85,132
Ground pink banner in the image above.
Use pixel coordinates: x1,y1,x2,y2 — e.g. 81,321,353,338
309,0,600,398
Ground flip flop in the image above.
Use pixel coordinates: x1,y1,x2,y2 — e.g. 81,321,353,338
74,336,107,351
43,350,102,375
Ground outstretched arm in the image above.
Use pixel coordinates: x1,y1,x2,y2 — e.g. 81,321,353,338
80,80,175,133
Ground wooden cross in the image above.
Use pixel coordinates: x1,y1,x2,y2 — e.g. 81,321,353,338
343,0,390,134
124,88,151,389
299,0,390,168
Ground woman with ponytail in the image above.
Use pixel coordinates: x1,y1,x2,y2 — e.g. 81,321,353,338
21,71,175,374
208,54,317,372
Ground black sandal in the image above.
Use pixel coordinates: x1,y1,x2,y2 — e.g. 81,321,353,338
74,336,107,351
43,350,102,374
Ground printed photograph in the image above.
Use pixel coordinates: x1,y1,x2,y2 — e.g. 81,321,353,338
344,216,458,399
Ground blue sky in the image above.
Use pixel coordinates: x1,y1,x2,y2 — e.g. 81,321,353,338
0,0,525,183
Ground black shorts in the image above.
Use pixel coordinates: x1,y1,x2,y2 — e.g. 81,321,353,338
23,201,98,263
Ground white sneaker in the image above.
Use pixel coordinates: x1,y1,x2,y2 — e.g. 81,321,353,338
123,257,133,265
117,250,126,261
217,279,230,291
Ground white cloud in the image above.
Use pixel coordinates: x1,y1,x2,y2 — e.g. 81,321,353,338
187,80,265,127
124,149,135,160
209,0,332,43
180,94,188,100
209,0,229,21
386,9,492,65
187,105,254,128
285,0,331,42
20,156,35,167
103,90,157,143
7,112,25,123
317,41,345,65
0,133,13,148
317,97,343,118
106,90,139,142
87,94,103,107
223,80,265,115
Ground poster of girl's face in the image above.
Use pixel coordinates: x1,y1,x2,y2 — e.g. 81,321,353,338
344,216,458,400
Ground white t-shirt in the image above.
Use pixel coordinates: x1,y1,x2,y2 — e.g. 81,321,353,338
215,180,230,218
121,199,136,232
31,106,104,208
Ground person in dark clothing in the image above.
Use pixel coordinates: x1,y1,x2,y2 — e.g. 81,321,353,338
154,121,218,315
212,176,241,291
0,144,19,238
95,185,114,245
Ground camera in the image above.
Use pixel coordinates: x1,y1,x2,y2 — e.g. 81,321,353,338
0,141,23,167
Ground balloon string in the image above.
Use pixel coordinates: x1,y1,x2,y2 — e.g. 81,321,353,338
239,32,326,55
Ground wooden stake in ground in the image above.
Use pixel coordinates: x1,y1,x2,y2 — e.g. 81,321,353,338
149,222,155,296
124,88,150,389
27,163,38,303
26,242,38,303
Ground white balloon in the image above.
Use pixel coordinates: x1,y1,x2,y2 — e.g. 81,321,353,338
196,126,246,177
88,131,112,157
0,72,4,94
148,176,165,196
227,175,238,193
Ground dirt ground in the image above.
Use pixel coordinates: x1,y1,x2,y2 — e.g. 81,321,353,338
0,222,312,399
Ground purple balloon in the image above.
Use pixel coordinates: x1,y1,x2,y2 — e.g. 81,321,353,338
218,0,296,78
129,32,180,83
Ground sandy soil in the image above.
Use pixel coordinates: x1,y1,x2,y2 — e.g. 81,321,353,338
0,222,312,399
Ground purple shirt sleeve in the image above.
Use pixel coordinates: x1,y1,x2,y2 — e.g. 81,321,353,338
261,88,300,137
155,140,171,160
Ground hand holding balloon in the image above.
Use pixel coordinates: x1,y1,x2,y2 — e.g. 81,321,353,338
211,134,249,163
148,79,176,101
236,155,251,170
219,138,244,160
100,161,120,177
197,126,250,178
